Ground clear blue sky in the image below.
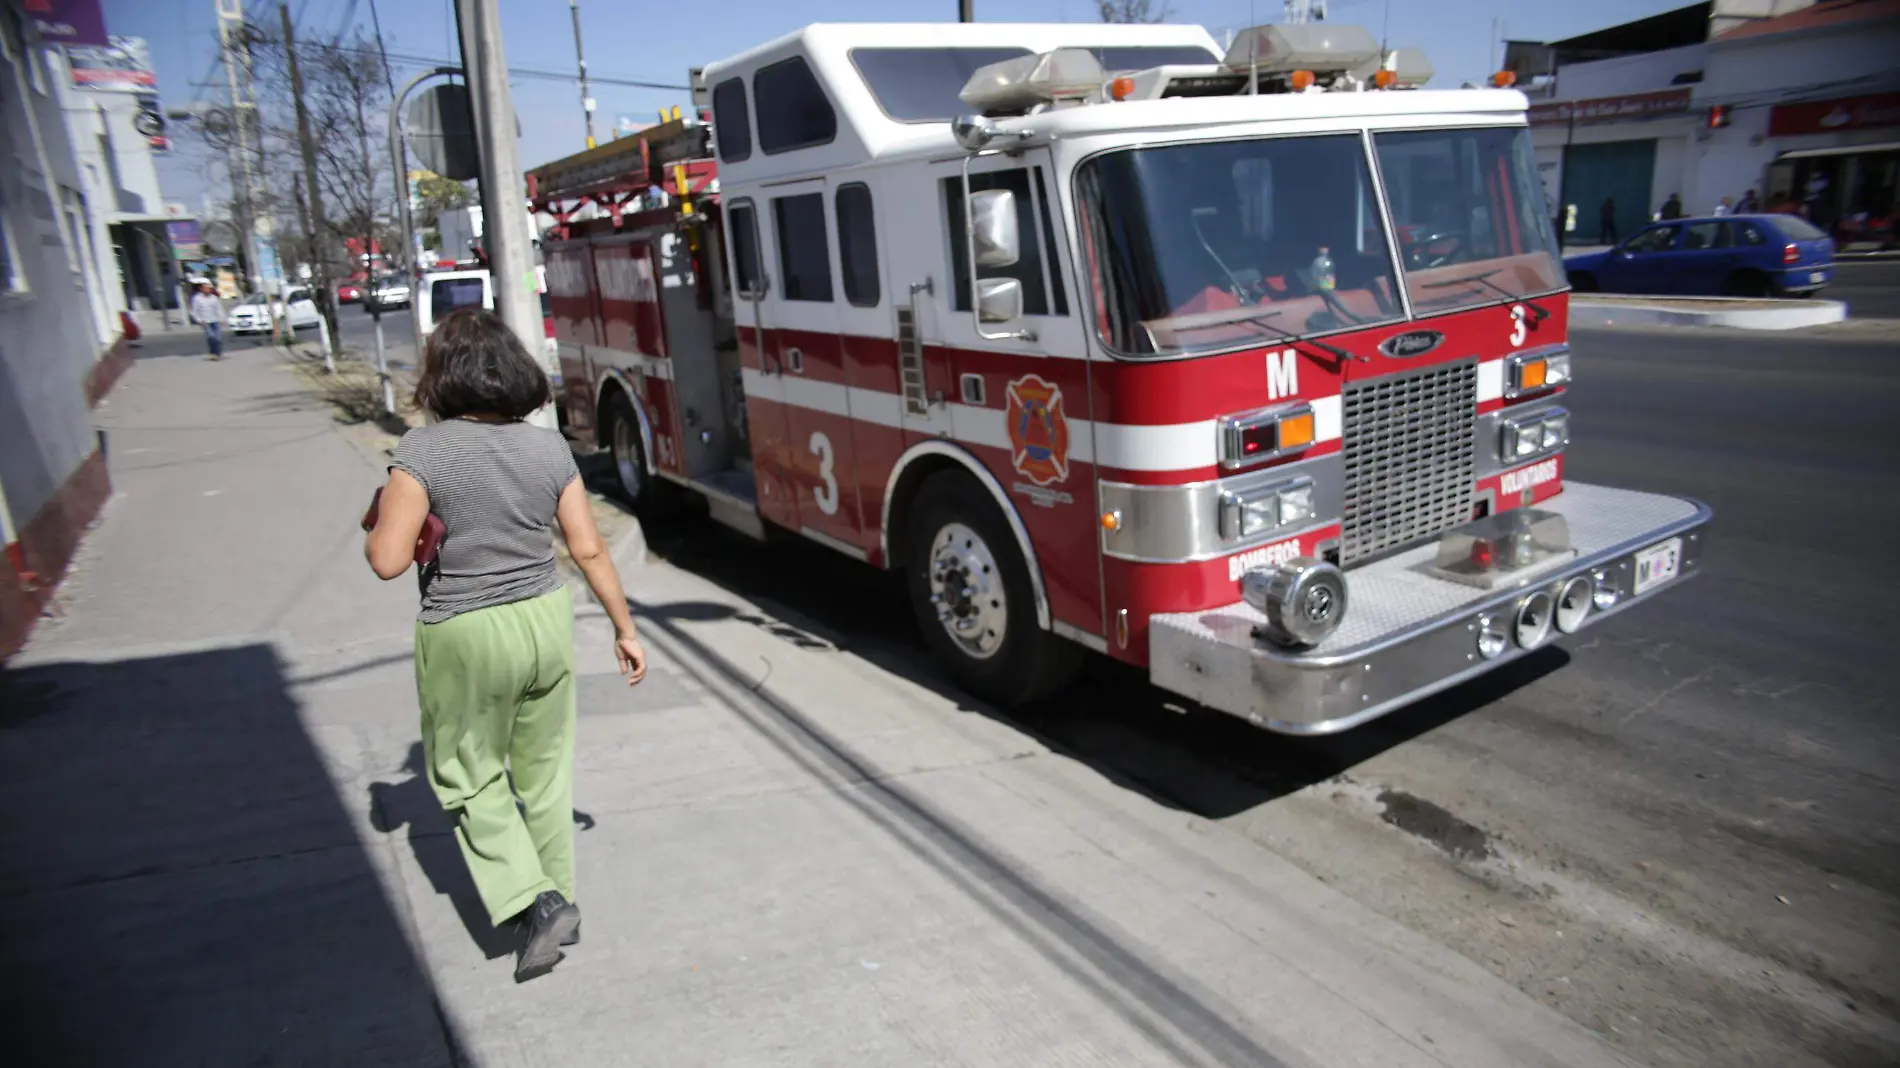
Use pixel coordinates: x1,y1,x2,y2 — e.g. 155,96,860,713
106,0,1697,211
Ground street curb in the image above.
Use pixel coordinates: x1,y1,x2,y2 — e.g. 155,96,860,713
1571,296,1848,331
607,505,648,570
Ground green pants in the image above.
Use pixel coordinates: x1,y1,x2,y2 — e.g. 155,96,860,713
413,585,577,927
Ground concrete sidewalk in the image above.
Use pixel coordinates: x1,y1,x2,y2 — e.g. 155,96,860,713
0,341,1639,1067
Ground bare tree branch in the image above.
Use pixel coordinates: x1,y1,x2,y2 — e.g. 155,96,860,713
1097,0,1173,23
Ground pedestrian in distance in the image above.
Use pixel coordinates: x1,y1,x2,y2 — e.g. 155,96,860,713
1660,192,1684,220
1738,188,1759,214
362,308,649,983
1598,196,1617,245
1713,196,1734,216
189,282,224,360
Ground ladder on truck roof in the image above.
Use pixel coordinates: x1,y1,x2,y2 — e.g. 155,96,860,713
528,112,719,238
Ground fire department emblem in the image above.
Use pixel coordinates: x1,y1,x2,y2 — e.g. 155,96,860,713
1005,374,1071,487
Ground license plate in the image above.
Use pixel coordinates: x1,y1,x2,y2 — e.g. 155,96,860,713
1633,537,1682,595
1810,271,1825,284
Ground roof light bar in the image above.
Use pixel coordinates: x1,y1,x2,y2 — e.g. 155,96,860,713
1221,23,1380,78
960,48,1106,113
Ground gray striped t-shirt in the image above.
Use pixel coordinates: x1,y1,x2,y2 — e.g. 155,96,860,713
390,418,580,623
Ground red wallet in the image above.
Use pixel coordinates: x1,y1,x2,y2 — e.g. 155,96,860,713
362,487,446,566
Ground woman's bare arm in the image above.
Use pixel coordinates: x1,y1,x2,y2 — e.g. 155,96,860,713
555,477,647,684
364,468,430,580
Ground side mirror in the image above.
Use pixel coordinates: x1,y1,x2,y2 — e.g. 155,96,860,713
970,189,1020,268
976,278,1022,324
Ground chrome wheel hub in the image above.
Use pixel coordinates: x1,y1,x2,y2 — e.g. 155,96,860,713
927,522,1006,660
611,416,642,500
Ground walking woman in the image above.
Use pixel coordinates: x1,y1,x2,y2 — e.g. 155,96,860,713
363,309,647,982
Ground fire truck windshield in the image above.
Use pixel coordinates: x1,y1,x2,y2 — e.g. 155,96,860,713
1076,133,1404,358
1371,125,1564,316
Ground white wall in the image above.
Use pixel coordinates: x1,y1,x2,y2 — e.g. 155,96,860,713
1532,115,1700,220
1700,20,1900,102
1553,43,1709,101
1,35,112,535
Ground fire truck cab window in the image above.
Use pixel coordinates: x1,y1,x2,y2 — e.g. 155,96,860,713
835,183,879,307
1076,134,1399,357
728,202,764,297
712,78,751,163
944,168,1059,317
772,193,833,302
1372,126,1564,316
754,57,836,155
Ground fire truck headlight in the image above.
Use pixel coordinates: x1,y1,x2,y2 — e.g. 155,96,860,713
1500,407,1569,464
1277,484,1316,527
1544,354,1572,386
1241,557,1347,649
1219,477,1316,541
1507,423,1541,459
1540,411,1569,450
1239,497,1279,537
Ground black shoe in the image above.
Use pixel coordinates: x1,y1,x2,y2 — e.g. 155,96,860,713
562,919,581,947
514,891,581,983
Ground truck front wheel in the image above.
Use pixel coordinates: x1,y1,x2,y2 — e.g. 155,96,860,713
604,392,679,517
906,472,1082,707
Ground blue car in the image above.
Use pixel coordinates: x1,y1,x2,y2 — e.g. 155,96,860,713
1564,213,1835,298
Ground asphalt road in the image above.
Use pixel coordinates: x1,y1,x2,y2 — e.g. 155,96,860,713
1830,259,1900,320
626,323,1900,1068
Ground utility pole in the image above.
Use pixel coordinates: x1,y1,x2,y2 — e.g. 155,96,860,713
455,0,554,428
217,0,259,294
281,2,339,360
569,0,595,149
959,0,973,22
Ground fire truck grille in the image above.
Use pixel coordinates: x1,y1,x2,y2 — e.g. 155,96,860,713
1340,360,1478,564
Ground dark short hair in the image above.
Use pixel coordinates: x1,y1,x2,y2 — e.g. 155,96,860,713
413,308,551,420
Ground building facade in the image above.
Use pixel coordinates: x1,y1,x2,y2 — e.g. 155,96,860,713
1511,0,1900,245
0,8,131,659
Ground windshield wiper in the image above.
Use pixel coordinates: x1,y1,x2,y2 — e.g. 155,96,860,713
1204,308,1366,365
1421,269,1552,322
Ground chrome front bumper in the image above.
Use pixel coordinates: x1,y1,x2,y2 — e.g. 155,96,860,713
1148,483,1711,735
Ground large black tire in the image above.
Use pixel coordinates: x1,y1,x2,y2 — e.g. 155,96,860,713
602,391,681,518
906,471,1083,707
1567,271,1598,293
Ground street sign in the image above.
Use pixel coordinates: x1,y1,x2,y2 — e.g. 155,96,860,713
407,84,479,182
166,220,204,261
27,0,110,49
65,35,158,93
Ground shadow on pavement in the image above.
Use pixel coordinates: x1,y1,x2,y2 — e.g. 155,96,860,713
0,645,457,1066
368,742,602,962
640,513,1565,821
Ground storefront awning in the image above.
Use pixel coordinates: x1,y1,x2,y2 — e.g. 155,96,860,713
1776,141,1900,160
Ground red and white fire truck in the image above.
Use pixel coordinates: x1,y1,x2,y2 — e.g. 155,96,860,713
530,22,1711,734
